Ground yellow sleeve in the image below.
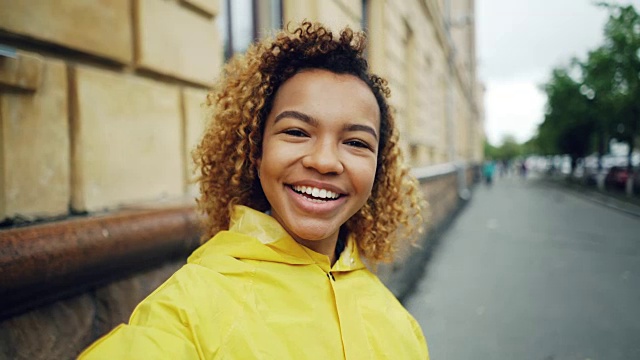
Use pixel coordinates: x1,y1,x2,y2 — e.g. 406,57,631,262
78,323,200,359
78,268,210,359
409,314,430,360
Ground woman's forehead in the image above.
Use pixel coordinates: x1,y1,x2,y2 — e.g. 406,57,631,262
271,69,380,124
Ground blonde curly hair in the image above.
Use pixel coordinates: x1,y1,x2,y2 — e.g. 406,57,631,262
193,21,423,262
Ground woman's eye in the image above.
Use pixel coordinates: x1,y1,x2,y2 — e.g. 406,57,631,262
283,129,308,137
345,140,372,150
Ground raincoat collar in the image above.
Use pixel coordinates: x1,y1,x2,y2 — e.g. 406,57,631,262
191,206,366,273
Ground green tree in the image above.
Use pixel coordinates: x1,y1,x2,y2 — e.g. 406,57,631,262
580,46,616,169
484,135,524,162
483,139,498,159
534,3,640,178
598,4,640,171
497,135,522,161
521,137,538,156
538,66,594,172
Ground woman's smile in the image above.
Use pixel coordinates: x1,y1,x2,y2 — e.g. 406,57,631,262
285,182,348,213
290,185,342,201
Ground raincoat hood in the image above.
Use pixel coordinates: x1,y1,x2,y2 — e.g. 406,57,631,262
190,205,366,273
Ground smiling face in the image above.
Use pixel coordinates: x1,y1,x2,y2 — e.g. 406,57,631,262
258,69,380,259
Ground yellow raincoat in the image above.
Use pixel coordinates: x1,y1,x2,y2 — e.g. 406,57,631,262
80,206,429,359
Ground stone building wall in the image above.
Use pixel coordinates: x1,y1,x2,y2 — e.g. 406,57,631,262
1,0,216,222
1,260,183,360
362,0,482,167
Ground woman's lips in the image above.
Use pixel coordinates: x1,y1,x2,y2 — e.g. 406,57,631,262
290,185,342,200
285,185,347,213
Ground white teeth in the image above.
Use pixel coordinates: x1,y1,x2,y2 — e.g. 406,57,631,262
292,185,340,199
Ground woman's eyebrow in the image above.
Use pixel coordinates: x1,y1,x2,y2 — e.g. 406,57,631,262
274,110,377,140
344,124,378,140
274,110,318,126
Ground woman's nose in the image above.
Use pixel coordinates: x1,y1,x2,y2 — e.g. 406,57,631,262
301,140,344,174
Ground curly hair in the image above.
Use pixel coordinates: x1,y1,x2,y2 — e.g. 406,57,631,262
193,21,423,262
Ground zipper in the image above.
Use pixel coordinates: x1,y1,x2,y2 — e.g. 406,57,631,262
326,272,336,281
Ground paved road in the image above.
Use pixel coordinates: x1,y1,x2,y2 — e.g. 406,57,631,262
405,176,640,360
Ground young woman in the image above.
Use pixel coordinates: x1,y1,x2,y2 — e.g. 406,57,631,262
80,22,428,359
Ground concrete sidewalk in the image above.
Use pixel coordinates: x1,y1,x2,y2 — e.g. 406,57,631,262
404,176,640,360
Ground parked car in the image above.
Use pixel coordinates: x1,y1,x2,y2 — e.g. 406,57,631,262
604,166,632,191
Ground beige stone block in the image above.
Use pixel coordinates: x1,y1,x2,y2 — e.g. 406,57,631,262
0,51,43,91
136,0,222,86
336,0,362,21
71,67,184,212
0,0,132,63
366,0,386,74
0,58,70,220
181,0,219,16
393,0,411,18
182,87,208,196
317,0,360,30
283,0,319,24
385,14,405,42
385,32,405,62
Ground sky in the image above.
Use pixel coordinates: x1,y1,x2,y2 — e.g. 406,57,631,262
476,0,637,145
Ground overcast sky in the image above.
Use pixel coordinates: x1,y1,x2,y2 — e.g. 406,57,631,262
476,0,636,145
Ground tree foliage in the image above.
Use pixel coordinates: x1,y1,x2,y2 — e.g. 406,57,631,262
533,3,640,170
537,66,594,169
484,135,523,161
600,3,640,161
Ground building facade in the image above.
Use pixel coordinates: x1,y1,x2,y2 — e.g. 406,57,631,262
0,0,482,222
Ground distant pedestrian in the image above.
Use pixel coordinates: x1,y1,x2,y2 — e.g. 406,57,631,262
500,159,509,177
484,160,496,185
520,161,528,178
